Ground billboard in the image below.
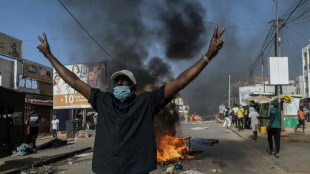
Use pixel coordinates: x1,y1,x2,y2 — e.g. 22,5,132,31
23,61,53,83
269,57,289,85
0,32,22,59
239,86,264,106
53,62,107,109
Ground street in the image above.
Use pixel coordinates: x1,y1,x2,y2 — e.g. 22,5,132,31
31,121,310,174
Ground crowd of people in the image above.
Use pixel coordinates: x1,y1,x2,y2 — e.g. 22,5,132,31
220,101,310,159
221,102,282,158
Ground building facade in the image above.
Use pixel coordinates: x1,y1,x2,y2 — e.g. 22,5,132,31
302,44,310,97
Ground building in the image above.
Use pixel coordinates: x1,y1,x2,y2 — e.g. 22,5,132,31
302,43,310,97
295,75,305,97
0,57,54,133
1,32,53,134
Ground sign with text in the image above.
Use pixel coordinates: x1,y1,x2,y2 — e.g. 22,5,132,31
53,62,107,109
23,61,53,83
0,32,22,59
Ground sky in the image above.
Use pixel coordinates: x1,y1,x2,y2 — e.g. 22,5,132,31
1,0,310,115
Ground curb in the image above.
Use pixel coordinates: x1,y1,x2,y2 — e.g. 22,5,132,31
3,147,92,174
216,118,245,140
228,127,245,140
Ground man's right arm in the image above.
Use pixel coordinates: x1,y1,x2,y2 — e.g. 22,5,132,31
37,33,91,100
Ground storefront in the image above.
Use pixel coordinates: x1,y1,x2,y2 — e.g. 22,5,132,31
0,86,25,157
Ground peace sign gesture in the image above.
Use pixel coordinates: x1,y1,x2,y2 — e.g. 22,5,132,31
37,33,52,58
205,25,225,60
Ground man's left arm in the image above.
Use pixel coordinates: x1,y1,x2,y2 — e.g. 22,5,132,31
165,26,225,100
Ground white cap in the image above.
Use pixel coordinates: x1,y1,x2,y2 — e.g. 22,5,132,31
111,70,136,85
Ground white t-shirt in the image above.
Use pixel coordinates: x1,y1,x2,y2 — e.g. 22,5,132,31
232,107,238,115
249,111,259,125
51,119,59,129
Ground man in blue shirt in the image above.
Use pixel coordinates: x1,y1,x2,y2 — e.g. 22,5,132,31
37,26,225,173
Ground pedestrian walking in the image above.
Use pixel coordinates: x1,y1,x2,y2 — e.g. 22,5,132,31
223,108,231,128
304,106,310,122
51,115,59,138
244,106,249,129
27,108,41,149
232,104,238,128
295,106,305,133
184,109,189,123
37,26,225,173
236,105,244,130
267,101,281,158
93,113,98,130
249,106,259,141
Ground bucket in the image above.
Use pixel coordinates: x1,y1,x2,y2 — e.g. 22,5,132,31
260,126,267,134
257,125,261,132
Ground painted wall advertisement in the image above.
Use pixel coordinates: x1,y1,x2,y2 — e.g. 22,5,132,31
23,61,53,83
0,32,22,59
53,62,106,109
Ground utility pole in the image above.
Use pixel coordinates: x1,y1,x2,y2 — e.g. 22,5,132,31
275,0,280,57
274,0,284,130
262,53,265,92
228,75,231,109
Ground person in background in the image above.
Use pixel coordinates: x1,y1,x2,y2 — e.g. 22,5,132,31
93,113,98,130
303,106,310,122
249,106,259,141
236,105,244,131
267,101,281,158
51,115,59,138
232,104,238,128
27,108,41,149
295,106,305,133
184,109,189,123
223,108,231,128
244,106,249,129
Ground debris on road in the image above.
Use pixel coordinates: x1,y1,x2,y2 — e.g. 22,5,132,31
11,143,36,156
76,153,89,158
190,127,208,130
211,169,222,173
180,170,205,174
37,138,67,150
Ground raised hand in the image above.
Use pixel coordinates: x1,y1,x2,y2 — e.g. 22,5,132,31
205,25,225,59
37,33,52,58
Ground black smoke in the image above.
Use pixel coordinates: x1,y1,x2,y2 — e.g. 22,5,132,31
57,0,310,116
158,0,207,60
61,0,174,92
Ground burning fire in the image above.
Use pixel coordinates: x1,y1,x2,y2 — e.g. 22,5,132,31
157,135,191,163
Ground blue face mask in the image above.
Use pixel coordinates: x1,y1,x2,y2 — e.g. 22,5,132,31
113,86,132,102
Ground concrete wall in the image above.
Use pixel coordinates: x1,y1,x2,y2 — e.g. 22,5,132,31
37,81,52,96
0,58,14,87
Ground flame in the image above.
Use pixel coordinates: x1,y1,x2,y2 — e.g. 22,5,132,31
157,135,189,162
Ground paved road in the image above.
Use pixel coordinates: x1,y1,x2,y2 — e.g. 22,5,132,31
151,122,285,174
37,122,310,174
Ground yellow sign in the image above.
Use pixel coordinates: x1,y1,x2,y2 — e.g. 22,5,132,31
0,32,22,59
23,61,53,83
54,93,91,109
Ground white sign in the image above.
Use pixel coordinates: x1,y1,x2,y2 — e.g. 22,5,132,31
239,86,264,106
269,57,289,85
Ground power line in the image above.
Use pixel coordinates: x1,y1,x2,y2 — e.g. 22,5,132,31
57,0,118,64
